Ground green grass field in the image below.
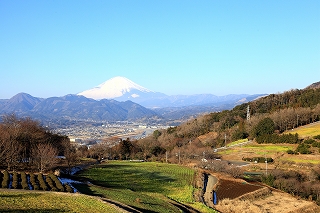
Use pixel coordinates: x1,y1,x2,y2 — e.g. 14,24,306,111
75,161,217,213
285,122,320,138
227,138,249,147
0,190,121,213
244,144,294,154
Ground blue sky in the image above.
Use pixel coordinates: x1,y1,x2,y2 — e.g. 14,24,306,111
1,0,319,99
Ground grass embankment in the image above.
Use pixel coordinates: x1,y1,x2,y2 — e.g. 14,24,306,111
75,161,217,213
0,190,121,213
285,122,320,138
222,122,320,166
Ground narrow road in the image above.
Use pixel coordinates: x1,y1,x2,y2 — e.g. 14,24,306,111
203,174,218,208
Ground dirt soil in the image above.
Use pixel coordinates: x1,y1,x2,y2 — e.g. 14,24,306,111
201,171,320,213
249,191,320,213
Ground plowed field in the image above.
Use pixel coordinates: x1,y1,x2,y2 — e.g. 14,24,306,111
216,179,263,200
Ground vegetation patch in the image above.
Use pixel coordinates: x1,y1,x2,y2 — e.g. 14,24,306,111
0,190,120,213
75,161,217,213
286,122,320,138
0,170,73,193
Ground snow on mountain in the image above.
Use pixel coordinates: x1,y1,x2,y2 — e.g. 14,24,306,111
78,76,266,109
78,76,152,100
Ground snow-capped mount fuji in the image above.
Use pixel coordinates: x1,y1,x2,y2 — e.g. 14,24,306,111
78,76,167,103
78,76,265,109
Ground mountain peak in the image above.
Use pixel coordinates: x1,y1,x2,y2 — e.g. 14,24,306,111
78,76,152,100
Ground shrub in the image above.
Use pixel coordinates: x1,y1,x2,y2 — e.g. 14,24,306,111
304,139,316,144
29,173,39,190
314,135,320,140
20,172,29,190
48,173,64,192
261,174,275,187
37,174,48,191
1,170,10,188
296,143,311,154
287,149,296,154
312,141,320,148
243,157,273,163
45,175,58,191
12,172,19,189
64,183,74,193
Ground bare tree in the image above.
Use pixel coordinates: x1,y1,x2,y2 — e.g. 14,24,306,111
32,143,58,173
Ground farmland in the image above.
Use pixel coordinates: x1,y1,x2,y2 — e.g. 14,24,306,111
285,122,320,138
74,161,217,213
0,190,121,213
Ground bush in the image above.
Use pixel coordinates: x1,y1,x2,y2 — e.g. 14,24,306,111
12,172,20,189
20,172,29,190
37,174,48,191
296,143,311,154
287,149,296,154
243,157,273,163
1,170,10,188
304,139,316,144
314,135,320,140
256,133,299,144
64,183,74,193
45,175,58,191
29,173,39,190
312,141,320,148
48,173,64,192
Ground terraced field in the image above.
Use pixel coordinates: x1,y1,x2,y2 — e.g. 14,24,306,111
0,189,123,213
75,161,218,213
215,179,263,200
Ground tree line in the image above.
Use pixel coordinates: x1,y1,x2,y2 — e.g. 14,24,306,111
83,88,320,163
0,114,75,172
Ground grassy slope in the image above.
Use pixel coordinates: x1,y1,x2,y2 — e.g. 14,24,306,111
75,161,217,213
0,189,121,213
284,121,320,137
221,122,320,167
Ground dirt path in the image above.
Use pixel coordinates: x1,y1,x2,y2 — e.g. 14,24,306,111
203,174,218,208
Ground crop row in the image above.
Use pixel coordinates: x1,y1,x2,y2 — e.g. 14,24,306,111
0,170,73,193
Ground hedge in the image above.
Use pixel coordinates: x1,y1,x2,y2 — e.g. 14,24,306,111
1,170,10,188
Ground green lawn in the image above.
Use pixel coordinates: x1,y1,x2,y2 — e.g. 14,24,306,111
75,161,217,213
285,122,320,138
227,138,249,147
0,190,121,213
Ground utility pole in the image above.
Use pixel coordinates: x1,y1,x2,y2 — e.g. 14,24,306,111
224,134,227,148
265,153,268,175
247,105,250,121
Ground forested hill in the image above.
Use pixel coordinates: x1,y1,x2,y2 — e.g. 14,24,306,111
248,85,320,114
305,81,320,90
141,83,320,153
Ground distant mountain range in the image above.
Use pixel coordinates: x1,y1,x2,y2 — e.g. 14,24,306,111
0,76,266,124
78,76,265,108
0,93,159,123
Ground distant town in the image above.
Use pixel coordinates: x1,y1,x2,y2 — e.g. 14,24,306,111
51,121,171,145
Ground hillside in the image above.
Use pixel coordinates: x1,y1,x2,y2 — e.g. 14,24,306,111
0,93,160,123
305,81,320,90
0,189,124,213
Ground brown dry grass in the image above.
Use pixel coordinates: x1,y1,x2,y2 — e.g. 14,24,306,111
202,170,320,213
215,191,320,213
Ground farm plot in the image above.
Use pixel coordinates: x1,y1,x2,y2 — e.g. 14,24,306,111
75,161,218,213
215,179,264,201
0,190,121,213
0,170,73,193
285,122,320,138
